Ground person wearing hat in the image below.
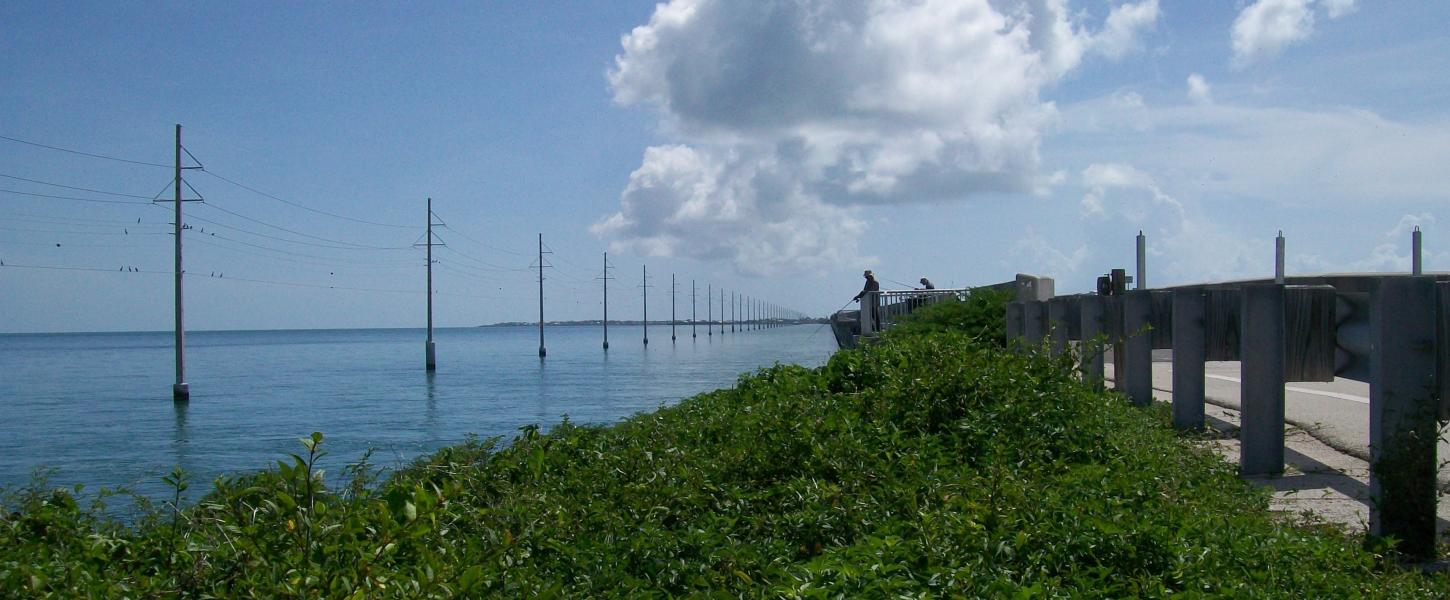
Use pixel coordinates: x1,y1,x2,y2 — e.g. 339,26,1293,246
853,270,882,332
852,270,880,302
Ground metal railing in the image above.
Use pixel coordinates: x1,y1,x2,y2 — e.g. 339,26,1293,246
860,288,970,335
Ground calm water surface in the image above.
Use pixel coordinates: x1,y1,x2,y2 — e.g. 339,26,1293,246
0,325,835,502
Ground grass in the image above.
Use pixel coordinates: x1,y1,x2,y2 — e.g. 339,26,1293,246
2,290,1446,596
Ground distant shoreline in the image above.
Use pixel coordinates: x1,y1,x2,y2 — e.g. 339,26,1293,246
480,319,826,328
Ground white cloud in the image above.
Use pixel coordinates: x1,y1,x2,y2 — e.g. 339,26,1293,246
1092,0,1160,60
1011,227,1090,276
1386,212,1434,238
1026,161,1269,285
1080,162,1184,222
599,0,1161,274
1232,0,1315,66
1231,0,1358,66
1321,0,1357,19
1186,73,1212,104
1057,96,1450,206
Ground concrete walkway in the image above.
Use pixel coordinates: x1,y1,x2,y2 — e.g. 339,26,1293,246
1105,360,1450,540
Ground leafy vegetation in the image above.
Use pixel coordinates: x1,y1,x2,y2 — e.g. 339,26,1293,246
3,289,1445,596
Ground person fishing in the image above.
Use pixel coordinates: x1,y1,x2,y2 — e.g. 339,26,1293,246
852,270,881,331
918,277,935,290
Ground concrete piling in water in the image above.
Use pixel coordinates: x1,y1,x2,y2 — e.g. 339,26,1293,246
1240,284,1286,477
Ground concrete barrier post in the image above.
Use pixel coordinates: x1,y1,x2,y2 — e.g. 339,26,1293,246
1240,284,1286,477
1368,276,1439,561
1123,290,1154,406
1079,296,1105,391
1023,301,1046,346
1048,298,1069,357
861,291,878,336
1172,289,1206,429
1005,302,1024,349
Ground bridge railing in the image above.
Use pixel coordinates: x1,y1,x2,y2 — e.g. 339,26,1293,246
860,288,970,335
1005,268,1450,561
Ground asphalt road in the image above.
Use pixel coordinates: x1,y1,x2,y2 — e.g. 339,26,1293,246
1106,356,1450,485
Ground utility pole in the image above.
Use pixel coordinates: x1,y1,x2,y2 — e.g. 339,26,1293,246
707,284,713,336
691,279,697,338
641,265,651,345
537,233,548,358
670,273,677,342
415,198,444,371
165,124,203,401
731,291,736,333
600,252,613,350
720,289,725,335
172,124,187,401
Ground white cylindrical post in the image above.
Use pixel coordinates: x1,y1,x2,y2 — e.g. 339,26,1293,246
1412,226,1422,275
1275,230,1285,284
1136,230,1146,290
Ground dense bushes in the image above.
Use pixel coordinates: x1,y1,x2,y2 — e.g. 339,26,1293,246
3,289,1445,596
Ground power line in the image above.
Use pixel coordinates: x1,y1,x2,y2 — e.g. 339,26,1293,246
0,187,152,205
200,170,413,229
0,172,161,199
193,202,413,250
0,134,171,168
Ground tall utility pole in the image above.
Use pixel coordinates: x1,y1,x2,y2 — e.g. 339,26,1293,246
691,280,697,338
537,233,547,358
670,273,677,342
600,252,613,350
172,124,187,401
423,198,441,371
165,124,203,401
720,289,725,335
707,284,713,336
641,265,651,345
731,291,737,333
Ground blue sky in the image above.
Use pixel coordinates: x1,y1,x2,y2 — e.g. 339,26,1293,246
2,0,1446,333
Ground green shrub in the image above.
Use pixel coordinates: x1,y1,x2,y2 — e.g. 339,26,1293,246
883,286,1012,344
3,324,1445,597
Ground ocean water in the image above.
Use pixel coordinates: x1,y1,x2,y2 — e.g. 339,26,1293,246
0,324,836,502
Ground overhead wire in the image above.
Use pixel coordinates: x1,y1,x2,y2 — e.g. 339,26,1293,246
0,187,153,205
199,170,413,229
0,172,162,199
0,134,171,168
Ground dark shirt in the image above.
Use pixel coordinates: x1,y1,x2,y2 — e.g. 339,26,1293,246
853,277,879,301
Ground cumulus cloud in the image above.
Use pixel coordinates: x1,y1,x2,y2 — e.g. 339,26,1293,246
1231,0,1357,66
1025,160,1271,285
1186,73,1212,104
597,0,1161,274
1386,212,1434,238
1079,162,1184,221
1011,227,1090,277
